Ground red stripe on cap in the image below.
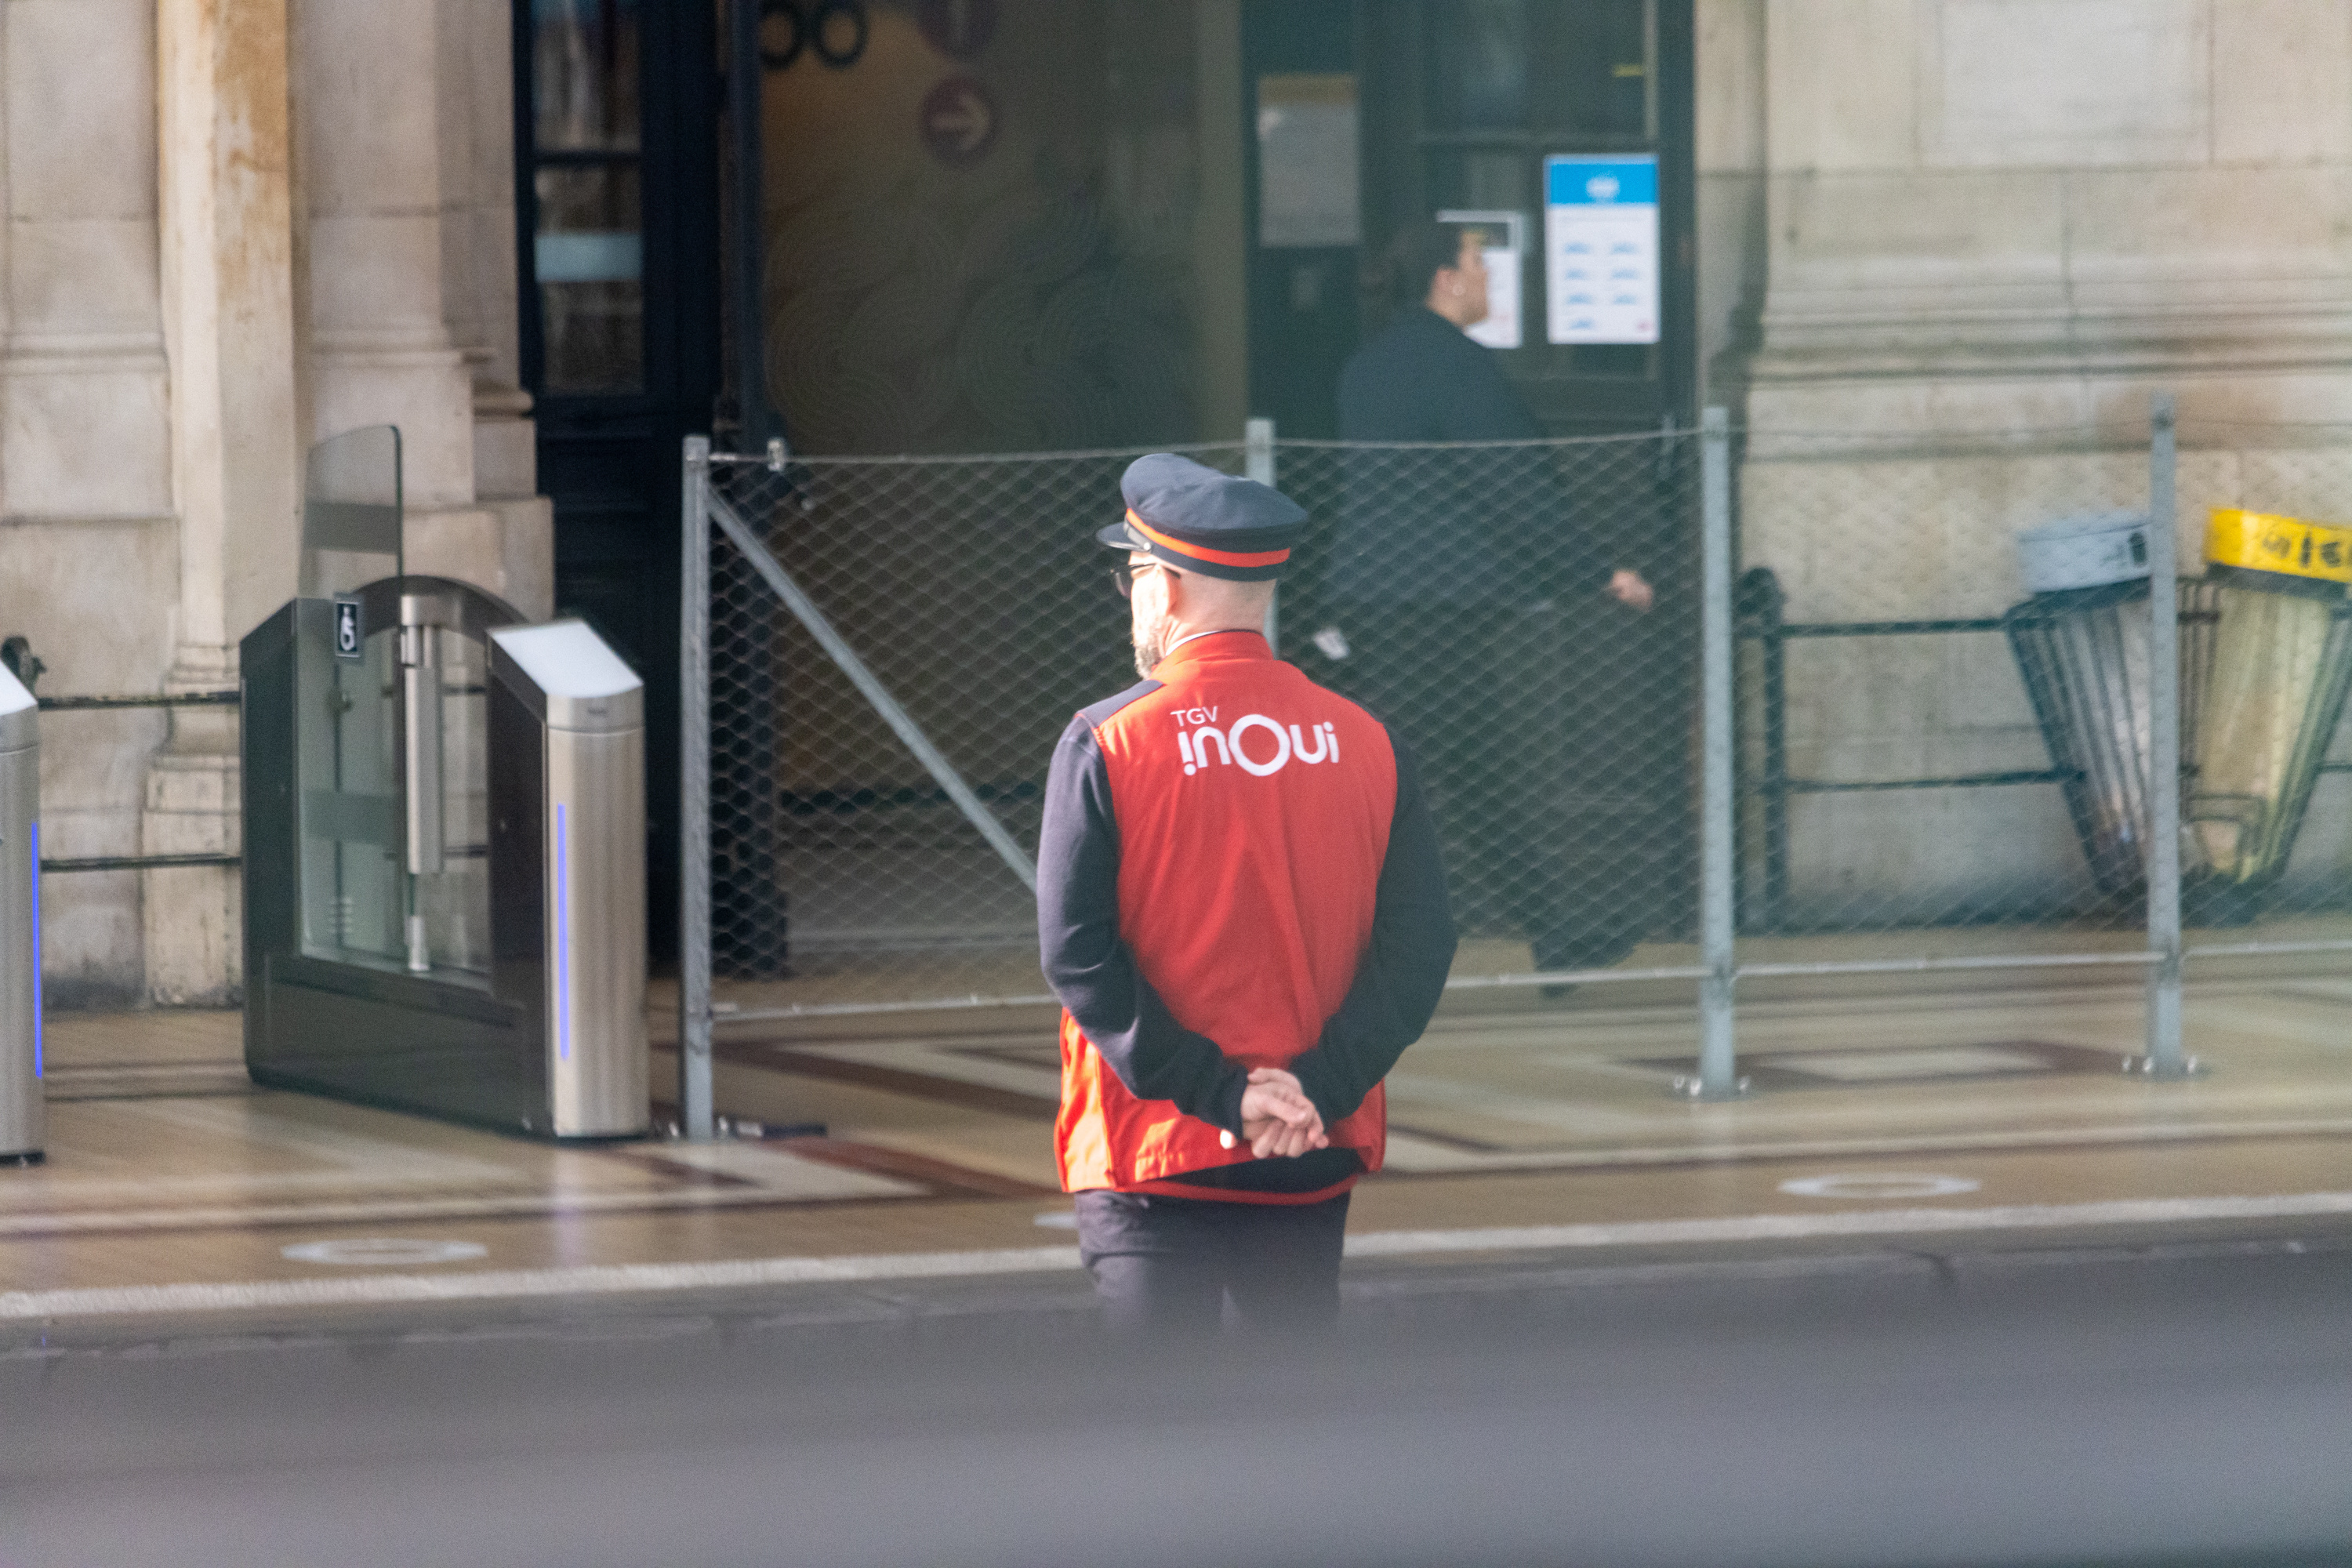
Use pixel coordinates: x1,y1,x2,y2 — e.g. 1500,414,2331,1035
1125,509,1291,569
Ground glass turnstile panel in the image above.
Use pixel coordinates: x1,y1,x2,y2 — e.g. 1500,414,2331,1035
292,428,492,988
296,615,493,987
422,627,492,976
302,425,402,597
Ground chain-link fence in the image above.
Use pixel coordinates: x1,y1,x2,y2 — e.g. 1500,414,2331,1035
1737,427,2163,938
681,426,1703,1010
675,401,2352,1126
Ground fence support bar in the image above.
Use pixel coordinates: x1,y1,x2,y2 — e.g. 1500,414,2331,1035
679,437,716,1141
1693,407,1741,1098
2143,393,2190,1078
1737,950,2158,979
706,490,1040,894
1247,417,1277,651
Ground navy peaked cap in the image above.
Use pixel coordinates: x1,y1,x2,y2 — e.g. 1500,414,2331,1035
1094,452,1307,582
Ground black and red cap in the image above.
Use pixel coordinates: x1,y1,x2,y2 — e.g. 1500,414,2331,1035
1095,452,1307,583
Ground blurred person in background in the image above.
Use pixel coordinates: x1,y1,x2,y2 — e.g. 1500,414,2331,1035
1321,220,1652,982
1038,454,1456,1336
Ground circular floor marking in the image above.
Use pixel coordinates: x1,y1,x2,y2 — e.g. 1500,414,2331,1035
1032,1211,1078,1230
281,1238,490,1267
1778,1174,1981,1201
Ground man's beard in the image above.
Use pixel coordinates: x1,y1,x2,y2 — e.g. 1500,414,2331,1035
1132,614,1170,677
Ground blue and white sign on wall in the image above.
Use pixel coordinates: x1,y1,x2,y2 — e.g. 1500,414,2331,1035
1543,154,1658,346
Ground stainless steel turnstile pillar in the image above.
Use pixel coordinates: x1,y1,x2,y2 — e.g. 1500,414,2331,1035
488,621,648,1137
0,662,40,1163
241,585,651,1140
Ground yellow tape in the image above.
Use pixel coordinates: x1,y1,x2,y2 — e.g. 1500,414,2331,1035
2205,508,2352,583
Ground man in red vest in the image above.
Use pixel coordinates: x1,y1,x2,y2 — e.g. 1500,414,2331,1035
1038,453,1457,1335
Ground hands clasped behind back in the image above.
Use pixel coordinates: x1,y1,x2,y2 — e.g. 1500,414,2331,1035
1238,1066,1329,1160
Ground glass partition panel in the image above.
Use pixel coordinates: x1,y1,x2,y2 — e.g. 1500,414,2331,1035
294,612,495,989
418,626,492,978
292,426,494,989
301,425,402,599
296,601,406,968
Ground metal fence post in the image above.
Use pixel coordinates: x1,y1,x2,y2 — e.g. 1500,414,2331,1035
1247,417,1278,651
678,437,716,1139
2142,392,2191,1079
1686,407,1745,1099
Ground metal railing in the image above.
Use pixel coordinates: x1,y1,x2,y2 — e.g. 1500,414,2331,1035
671,397,2352,1134
6,674,244,874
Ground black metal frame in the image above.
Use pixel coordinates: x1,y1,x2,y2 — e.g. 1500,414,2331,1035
1736,564,2352,933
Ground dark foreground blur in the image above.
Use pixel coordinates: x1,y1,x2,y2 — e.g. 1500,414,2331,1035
7,1240,2352,1568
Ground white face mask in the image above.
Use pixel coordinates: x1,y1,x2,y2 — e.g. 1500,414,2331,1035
1129,559,1174,677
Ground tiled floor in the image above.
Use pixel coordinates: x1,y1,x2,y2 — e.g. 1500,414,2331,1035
10,970,2352,1316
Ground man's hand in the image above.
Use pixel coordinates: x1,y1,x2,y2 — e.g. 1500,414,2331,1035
1608,568,1655,612
1238,1066,1328,1159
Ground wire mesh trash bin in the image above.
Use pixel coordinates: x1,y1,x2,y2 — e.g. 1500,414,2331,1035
2004,513,2220,899
2188,508,2352,904
0,659,39,1164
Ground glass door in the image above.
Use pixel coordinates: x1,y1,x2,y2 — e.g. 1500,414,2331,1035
1363,0,1693,432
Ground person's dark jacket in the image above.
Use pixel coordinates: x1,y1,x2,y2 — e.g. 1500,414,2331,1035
1326,307,1606,608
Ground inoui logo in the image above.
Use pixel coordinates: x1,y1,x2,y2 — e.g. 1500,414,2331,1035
1586,174,1620,201
1175,712,1341,777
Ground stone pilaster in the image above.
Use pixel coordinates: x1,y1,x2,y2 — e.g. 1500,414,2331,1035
299,0,474,502
0,0,175,1004
147,0,299,1004
297,0,549,615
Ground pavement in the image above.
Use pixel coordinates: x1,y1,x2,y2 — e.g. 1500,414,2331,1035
7,1227,2352,1567
10,961,2352,1327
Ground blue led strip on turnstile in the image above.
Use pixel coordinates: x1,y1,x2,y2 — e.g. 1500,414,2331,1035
29,819,40,1078
554,803,569,1062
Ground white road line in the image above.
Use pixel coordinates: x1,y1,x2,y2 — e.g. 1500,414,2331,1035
9,1192,2352,1321
1341,1192,2352,1256
0,1247,1087,1321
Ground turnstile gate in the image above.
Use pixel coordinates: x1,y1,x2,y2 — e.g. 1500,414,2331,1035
240,427,647,1138
1,659,39,1163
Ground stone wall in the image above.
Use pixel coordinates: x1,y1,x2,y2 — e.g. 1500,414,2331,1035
9,0,548,1006
1715,0,2352,922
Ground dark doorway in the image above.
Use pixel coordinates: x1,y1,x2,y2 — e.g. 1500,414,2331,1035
1243,0,1360,440
514,0,722,960
1356,0,1696,435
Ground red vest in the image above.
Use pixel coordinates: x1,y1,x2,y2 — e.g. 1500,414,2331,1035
1054,633,1397,1198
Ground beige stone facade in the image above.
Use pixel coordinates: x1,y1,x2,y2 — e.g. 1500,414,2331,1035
1702,0,2352,916
16,0,2352,999
5,0,546,1005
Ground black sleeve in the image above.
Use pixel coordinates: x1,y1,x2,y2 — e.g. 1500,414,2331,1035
1441,345,1544,443
1282,731,1457,1126
1035,715,1250,1134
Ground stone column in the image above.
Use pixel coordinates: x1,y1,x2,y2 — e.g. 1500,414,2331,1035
144,0,301,1004
0,0,176,1005
439,0,552,619
299,0,545,612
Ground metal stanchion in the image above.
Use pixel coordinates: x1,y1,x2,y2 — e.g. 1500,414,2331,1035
678,436,716,1140
1247,417,1278,651
1,659,39,1163
1681,406,1747,1100
2140,394,2192,1079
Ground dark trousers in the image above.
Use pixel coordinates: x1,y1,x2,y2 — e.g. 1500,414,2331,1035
1337,601,1653,975
1073,1189,1351,1338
